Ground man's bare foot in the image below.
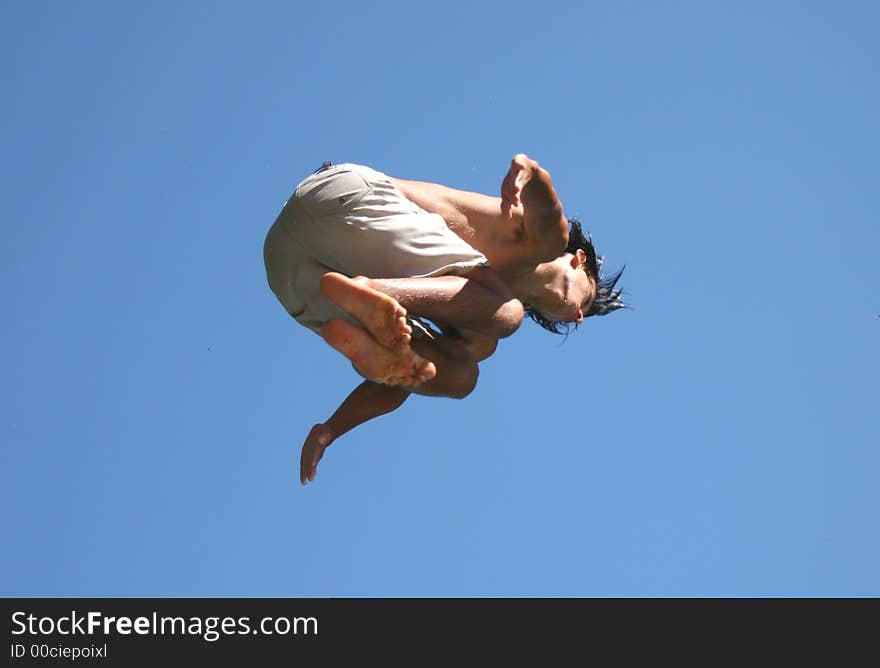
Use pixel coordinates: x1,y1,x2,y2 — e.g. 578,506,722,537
321,318,436,386
320,272,412,349
301,423,333,485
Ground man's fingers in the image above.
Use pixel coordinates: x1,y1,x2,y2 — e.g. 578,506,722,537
502,176,521,205
502,160,525,199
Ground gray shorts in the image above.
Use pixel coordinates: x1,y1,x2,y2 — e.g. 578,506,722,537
263,163,489,335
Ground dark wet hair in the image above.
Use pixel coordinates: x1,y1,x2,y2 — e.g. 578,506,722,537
525,218,627,335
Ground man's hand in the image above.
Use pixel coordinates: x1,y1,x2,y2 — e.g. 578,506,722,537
501,153,567,259
300,423,333,485
500,153,540,218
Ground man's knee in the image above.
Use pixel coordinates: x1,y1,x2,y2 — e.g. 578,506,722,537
446,361,479,399
411,337,479,399
434,337,479,399
470,336,498,362
495,298,524,338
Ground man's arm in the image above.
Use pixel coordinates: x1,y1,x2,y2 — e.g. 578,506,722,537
500,154,569,261
389,176,509,233
389,154,568,264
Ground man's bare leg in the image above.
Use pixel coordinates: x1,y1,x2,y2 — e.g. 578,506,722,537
300,382,410,485
301,333,482,484
439,326,498,362
321,269,523,341
321,318,436,387
406,334,480,398
320,273,412,349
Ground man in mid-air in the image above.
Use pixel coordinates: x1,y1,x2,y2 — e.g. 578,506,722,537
263,154,625,484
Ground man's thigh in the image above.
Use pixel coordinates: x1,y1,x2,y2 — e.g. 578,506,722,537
291,164,489,280
267,163,489,334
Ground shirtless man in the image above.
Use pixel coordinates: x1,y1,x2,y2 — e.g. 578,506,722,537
263,155,625,484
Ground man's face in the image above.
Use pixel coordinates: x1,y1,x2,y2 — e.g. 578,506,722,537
541,250,596,324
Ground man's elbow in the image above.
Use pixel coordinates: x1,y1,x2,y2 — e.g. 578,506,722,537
534,212,569,263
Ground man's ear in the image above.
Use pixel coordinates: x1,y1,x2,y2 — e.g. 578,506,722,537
572,248,587,268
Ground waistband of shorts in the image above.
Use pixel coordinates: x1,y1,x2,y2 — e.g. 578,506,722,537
296,162,388,190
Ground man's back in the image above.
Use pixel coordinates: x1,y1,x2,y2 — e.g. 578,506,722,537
390,177,536,275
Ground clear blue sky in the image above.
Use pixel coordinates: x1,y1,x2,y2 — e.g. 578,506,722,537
2,1,877,596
